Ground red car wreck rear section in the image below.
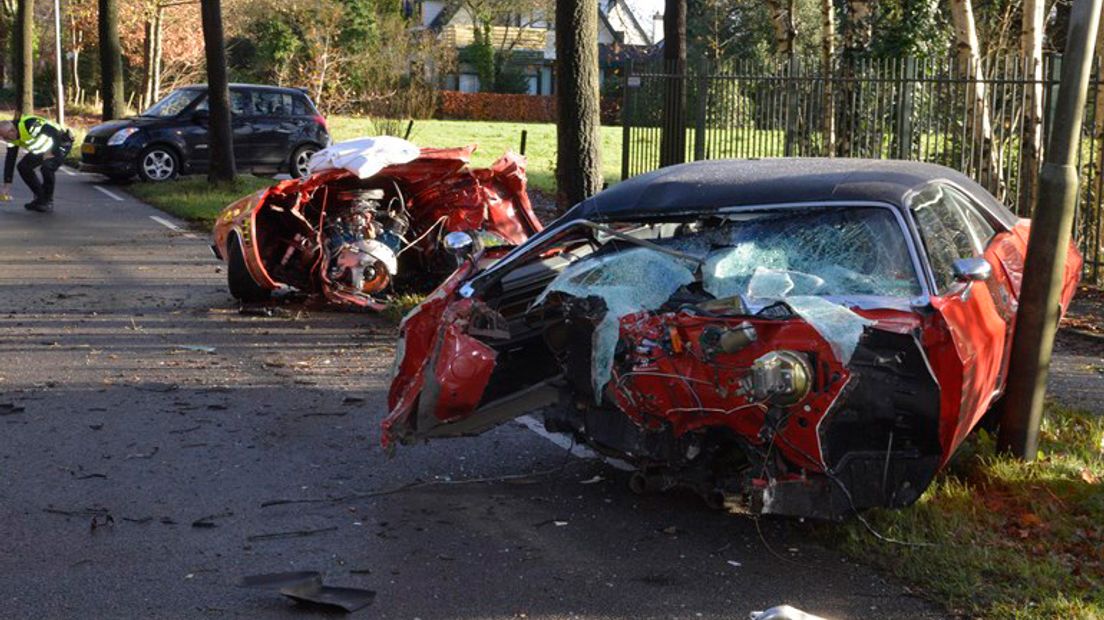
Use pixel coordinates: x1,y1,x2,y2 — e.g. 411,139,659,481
211,144,542,309
383,159,1081,520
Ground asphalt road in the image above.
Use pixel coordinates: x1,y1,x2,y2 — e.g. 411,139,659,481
0,169,954,619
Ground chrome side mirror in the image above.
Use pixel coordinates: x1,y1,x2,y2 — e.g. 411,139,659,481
953,257,992,282
443,231,477,257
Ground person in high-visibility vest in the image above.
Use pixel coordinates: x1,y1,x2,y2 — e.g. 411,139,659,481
0,115,75,213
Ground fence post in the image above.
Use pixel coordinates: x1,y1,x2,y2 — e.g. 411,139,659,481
693,70,708,160
895,57,917,159
784,57,800,157
621,61,633,180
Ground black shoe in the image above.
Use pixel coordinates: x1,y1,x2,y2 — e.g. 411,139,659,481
23,200,39,211
26,201,53,213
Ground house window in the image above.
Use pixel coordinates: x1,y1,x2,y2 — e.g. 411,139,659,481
459,74,481,93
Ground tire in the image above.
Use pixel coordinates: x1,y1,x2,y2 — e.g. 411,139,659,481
226,235,270,303
289,144,318,178
137,146,179,182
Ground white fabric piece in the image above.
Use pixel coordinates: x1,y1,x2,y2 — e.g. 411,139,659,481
307,136,421,179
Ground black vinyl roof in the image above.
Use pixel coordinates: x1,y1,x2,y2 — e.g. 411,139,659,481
567,158,1011,222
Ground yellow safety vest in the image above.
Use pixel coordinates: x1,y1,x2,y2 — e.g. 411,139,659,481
15,115,57,155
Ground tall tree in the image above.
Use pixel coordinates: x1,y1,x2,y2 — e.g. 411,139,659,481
949,0,1003,197
554,0,601,209
99,0,125,120
1020,0,1045,213
837,0,872,157
201,0,235,182
820,0,835,156
14,0,33,114
764,0,797,63
659,0,687,167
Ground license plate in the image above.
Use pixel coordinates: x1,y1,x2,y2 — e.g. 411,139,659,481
81,143,95,154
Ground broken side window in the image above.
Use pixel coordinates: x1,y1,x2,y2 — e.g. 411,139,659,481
911,185,981,293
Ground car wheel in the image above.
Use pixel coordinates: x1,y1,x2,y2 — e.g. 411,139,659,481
290,145,317,178
226,235,271,303
137,146,179,182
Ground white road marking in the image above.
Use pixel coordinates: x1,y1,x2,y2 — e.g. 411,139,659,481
150,215,198,239
93,185,125,201
60,166,78,176
516,414,634,471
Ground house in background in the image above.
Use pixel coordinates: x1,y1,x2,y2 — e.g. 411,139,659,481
414,0,663,95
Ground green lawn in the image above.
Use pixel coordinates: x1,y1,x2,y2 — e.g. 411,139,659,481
126,176,275,226
826,402,1104,619
329,116,624,193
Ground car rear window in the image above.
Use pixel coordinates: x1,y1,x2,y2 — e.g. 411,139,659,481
293,95,315,116
253,91,293,116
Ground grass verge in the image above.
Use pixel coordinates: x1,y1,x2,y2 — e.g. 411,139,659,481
827,402,1104,619
125,176,276,228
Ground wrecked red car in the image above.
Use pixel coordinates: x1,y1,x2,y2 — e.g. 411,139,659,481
211,140,542,309
383,159,1081,519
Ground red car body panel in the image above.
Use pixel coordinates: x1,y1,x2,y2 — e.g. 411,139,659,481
212,146,542,308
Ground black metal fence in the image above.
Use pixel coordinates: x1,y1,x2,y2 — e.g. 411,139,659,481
620,55,1104,282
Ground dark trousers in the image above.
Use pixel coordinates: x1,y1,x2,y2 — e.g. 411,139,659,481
17,137,72,203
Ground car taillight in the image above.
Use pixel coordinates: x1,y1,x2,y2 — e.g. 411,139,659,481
314,114,328,131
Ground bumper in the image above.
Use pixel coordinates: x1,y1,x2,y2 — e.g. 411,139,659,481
80,145,139,176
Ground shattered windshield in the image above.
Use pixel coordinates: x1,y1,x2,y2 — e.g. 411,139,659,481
532,207,920,396
698,208,921,299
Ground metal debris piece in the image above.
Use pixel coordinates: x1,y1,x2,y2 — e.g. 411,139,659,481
173,345,216,354
0,403,26,415
247,526,338,542
749,605,827,620
240,571,376,613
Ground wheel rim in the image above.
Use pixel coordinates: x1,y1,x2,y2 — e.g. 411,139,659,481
142,150,175,181
295,149,316,177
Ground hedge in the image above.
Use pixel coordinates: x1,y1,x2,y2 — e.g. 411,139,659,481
438,91,557,123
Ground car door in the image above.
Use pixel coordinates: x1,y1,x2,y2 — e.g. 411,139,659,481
190,90,255,166
248,91,298,167
229,88,257,165
911,183,1011,452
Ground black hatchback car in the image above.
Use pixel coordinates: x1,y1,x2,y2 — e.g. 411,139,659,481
80,84,330,182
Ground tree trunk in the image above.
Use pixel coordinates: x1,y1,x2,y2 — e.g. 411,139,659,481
837,0,872,157
554,0,602,209
1020,0,1045,214
99,0,125,120
659,0,687,167
142,16,155,110
201,0,236,183
152,6,163,102
14,0,33,114
821,0,835,156
765,0,797,62
949,0,1004,198
1093,8,1104,280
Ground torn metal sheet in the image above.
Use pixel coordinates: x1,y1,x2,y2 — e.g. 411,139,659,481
241,571,376,613
306,136,420,178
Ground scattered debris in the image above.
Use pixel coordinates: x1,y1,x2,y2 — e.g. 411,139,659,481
341,396,365,405
192,511,234,529
240,571,376,613
124,446,160,460
749,605,826,620
247,526,339,542
173,345,216,354
0,403,26,415
90,514,115,531
579,475,605,485
727,560,743,568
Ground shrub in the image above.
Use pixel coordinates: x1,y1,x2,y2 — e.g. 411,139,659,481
437,91,557,123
